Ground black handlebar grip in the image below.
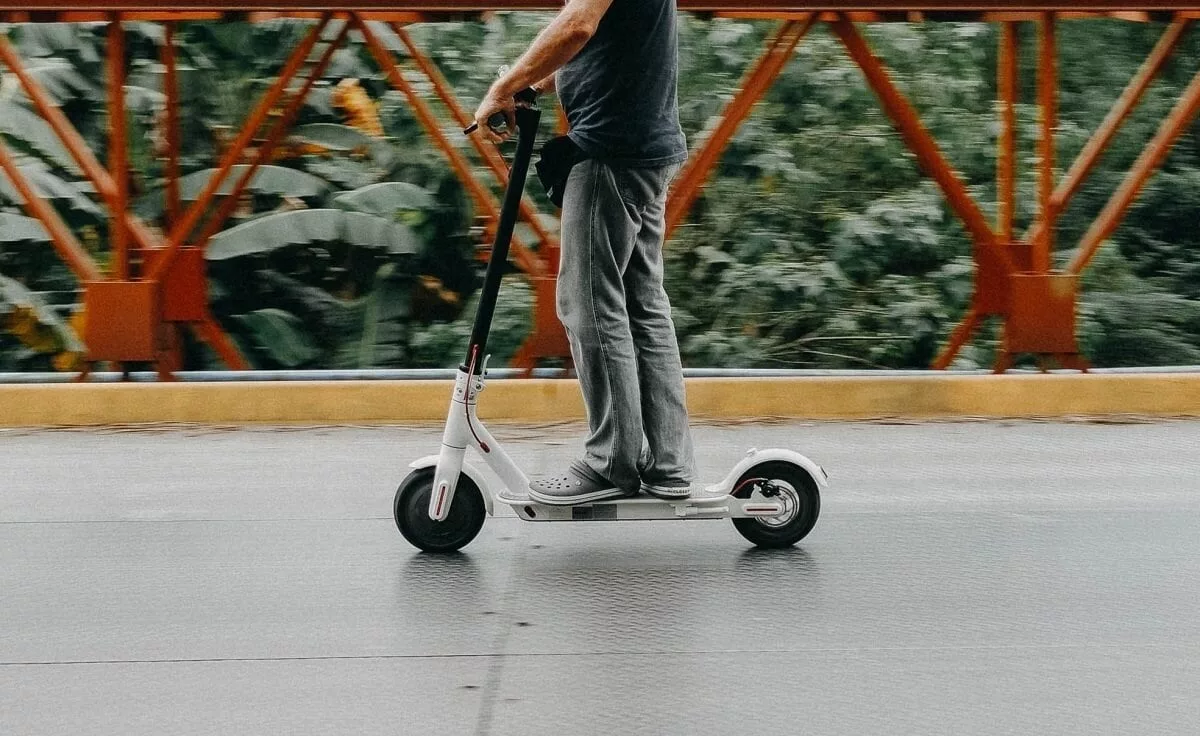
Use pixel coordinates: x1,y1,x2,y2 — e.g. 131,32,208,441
463,87,539,135
463,112,507,136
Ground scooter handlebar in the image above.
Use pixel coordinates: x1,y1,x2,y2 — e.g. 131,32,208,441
463,87,540,136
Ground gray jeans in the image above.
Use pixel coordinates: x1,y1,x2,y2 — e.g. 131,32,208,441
557,158,695,493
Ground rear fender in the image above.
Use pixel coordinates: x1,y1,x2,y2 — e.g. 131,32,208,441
705,448,829,496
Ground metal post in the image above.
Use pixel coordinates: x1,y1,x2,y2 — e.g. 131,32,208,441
107,14,129,279
1036,11,1056,271
997,21,1017,243
162,21,182,230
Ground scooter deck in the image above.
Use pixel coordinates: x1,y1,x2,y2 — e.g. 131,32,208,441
496,489,782,522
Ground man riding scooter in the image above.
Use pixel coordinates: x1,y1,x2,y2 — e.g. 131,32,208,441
472,0,695,506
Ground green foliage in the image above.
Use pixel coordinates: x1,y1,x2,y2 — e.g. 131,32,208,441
666,17,1200,370
3,16,1200,372
134,165,333,219
0,100,83,175
408,277,532,368
206,208,421,261
232,308,321,368
0,274,83,370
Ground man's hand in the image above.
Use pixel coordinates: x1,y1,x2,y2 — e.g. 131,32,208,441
472,85,518,143
468,0,612,141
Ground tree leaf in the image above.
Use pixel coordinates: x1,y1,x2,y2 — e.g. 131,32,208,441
0,212,52,243
331,181,435,220
206,208,422,261
135,165,332,219
231,308,320,368
0,158,103,217
0,101,82,175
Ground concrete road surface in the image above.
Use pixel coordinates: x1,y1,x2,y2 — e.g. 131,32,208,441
3,419,1199,735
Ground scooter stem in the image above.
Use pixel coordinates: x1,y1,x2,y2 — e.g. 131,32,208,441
463,105,541,372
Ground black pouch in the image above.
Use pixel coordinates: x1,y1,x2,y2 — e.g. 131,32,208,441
535,135,587,208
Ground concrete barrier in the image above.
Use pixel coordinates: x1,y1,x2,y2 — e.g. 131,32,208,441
2,373,1199,426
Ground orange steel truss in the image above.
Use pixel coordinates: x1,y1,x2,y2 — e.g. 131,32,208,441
2,4,1199,375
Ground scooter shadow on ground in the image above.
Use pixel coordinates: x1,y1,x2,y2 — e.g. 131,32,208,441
735,545,820,577
397,551,484,600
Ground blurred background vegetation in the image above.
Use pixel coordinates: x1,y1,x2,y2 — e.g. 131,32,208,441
1,17,1198,372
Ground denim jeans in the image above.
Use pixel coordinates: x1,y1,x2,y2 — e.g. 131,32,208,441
556,158,695,493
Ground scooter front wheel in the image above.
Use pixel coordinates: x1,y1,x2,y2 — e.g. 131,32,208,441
731,461,820,548
394,468,486,553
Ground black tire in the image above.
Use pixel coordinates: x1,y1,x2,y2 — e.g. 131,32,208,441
394,468,487,553
731,461,821,549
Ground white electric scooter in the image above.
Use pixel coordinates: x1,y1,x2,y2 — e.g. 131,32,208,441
393,97,827,553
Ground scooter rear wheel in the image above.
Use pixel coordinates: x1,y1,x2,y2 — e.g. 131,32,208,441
394,468,486,553
731,461,820,548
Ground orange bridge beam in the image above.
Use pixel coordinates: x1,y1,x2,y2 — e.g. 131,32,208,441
149,13,332,280
830,14,1013,273
191,20,353,251
1069,65,1200,274
665,15,816,240
1024,15,1191,246
0,33,160,258
393,23,560,251
353,13,546,277
0,138,102,282
5,2,1200,12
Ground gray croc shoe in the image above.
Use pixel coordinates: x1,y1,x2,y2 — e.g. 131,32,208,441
529,467,626,506
640,480,694,500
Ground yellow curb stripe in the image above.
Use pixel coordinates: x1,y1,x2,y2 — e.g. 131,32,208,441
1,374,1199,427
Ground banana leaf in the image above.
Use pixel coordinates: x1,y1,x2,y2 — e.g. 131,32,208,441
336,262,413,369
0,101,83,175
290,124,398,171
123,85,167,115
11,56,101,105
0,158,103,217
288,124,396,168
135,165,332,219
359,21,405,51
290,123,380,152
10,23,102,65
206,208,422,261
231,308,320,368
301,156,386,191
513,214,562,250
0,212,52,243
331,181,435,222
126,59,203,97
0,273,84,355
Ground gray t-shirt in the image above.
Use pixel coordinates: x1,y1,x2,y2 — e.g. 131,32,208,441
555,0,687,167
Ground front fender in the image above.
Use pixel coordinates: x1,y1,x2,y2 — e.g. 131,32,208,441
408,455,496,516
705,448,829,496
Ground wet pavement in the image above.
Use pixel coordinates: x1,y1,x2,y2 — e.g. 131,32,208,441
3,420,1199,734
